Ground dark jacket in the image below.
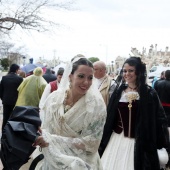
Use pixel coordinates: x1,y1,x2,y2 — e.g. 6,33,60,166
155,79,170,126
99,84,169,170
153,78,164,89
42,68,56,83
154,79,170,103
0,73,23,105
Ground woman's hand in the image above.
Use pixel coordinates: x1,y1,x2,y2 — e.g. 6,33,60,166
33,127,49,148
33,136,49,148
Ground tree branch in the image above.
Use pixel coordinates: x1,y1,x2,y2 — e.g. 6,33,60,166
0,0,75,33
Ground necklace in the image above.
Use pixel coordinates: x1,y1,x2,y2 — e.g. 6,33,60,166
128,85,137,91
63,90,79,113
63,90,73,112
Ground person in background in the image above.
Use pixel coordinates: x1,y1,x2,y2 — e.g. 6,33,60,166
0,64,23,129
93,61,117,105
42,67,57,83
30,56,106,169
155,70,170,126
18,70,26,79
108,72,115,78
49,67,64,93
100,57,169,170
151,76,158,88
15,67,47,107
153,71,165,88
39,67,64,114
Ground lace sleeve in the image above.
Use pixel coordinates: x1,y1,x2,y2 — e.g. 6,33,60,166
37,56,106,169
42,102,106,153
81,105,106,152
40,98,106,169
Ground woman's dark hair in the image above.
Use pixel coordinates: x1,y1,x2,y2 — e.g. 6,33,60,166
71,56,93,74
57,67,64,76
165,70,170,80
45,68,52,74
121,57,148,123
8,64,20,74
121,57,147,89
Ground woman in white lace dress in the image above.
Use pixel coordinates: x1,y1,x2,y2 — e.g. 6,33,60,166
100,57,169,170
33,55,106,170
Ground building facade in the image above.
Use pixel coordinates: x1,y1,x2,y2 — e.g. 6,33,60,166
114,44,170,74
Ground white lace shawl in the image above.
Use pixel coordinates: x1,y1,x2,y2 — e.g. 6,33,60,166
35,60,107,170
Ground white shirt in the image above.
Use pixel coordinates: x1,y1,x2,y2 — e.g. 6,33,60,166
95,76,106,89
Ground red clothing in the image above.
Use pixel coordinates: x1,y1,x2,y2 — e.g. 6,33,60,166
49,81,58,93
113,101,139,138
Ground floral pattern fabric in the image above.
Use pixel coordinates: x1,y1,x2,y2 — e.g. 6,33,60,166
35,86,106,170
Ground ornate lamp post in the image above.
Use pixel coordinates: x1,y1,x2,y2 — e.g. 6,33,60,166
111,61,114,72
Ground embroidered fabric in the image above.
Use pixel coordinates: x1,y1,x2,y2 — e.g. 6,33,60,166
114,91,168,169
119,91,140,102
35,57,107,170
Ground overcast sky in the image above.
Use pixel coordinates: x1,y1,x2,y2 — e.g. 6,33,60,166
11,0,170,64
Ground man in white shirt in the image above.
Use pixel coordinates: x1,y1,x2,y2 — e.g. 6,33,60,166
93,61,116,105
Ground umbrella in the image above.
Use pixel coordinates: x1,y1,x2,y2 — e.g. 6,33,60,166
35,63,46,74
1,106,41,170
21,64,38,74
35,63,45,68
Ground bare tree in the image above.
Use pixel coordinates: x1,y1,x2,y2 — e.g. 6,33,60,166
0,41,14,57
7,52,27,65
0,40,27,65
0,0,75,33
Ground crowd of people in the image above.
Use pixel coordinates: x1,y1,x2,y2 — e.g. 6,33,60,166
0,55,170,170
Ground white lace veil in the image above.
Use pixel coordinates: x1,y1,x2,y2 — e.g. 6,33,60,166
50,55,101,107
41,54,104,133
38,55,106,170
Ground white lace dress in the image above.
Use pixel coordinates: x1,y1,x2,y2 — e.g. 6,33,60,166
34,86,106,170
101,91,139,170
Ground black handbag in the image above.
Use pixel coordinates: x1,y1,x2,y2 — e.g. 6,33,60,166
1,106,41,170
